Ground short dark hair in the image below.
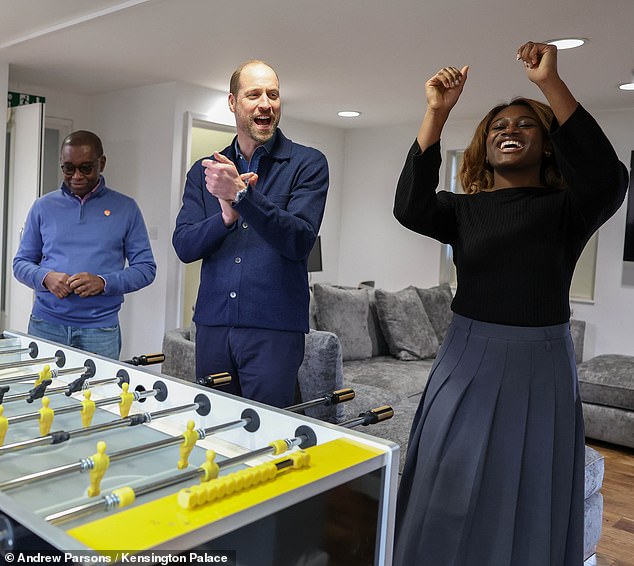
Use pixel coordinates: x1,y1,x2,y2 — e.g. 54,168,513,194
229,60,279,96
61,130,104,157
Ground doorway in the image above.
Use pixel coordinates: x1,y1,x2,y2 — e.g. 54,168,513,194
180,118,236,328
2,102,44,332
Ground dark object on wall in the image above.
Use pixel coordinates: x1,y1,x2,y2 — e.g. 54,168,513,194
623,151,634,261
308,236,323,272
8,91,46,107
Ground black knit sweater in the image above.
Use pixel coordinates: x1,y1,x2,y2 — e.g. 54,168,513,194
394,105,629,326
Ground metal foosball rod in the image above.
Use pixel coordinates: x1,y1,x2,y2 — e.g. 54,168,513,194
57,351,165,393
0,353,63,373
285,388,355,413
2,377,104,405
196,372,232,388
4,385,158,427
44,434,313,525
340,405,394,428
0,344,37,357
0,413,258,491
0,364,60,401
0,369,99,405
0,362,89,387
0,389,328,491
42,405,393,524
0,402,199,457
122,353,165,366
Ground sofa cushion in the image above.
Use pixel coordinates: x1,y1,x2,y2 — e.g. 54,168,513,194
415,284,453,343
584,445,604,500
161,326,196,383
298,330,345,423
345,355,433,399
582,402,634,449
577,354,634,411
366,288,391,357
313,284,373,361
375,286,439,361
570,319,585,364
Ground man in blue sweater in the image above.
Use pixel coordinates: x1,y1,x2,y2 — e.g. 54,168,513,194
173,60,329,407
13,130,156,359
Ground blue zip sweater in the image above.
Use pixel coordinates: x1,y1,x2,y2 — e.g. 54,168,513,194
13,178,156,327
173,129,329,333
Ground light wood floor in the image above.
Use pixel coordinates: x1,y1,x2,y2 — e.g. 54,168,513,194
586,440,634,566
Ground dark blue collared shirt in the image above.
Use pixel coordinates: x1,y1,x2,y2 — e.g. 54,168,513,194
234,132,277,176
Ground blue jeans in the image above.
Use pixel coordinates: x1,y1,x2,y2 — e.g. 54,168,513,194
28,315,122,360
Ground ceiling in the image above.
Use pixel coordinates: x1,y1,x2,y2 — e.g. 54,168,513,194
2,0,634,129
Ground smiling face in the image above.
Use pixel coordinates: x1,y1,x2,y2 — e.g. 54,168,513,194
485,104,548,188
229,62,281,159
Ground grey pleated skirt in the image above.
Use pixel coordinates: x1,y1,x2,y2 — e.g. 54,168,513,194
393,314,585,566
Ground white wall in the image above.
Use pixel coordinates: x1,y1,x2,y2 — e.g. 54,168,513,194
337,117,473,290
569,108,634,359
338,108,634,359
92,83,177,360
282,117,345,287
0,59,9,331
7,81,93,133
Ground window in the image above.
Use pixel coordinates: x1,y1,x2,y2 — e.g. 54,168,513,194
42,117,73,195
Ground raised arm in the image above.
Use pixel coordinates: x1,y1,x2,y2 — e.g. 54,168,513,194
417,65,469,152
516,41,577,125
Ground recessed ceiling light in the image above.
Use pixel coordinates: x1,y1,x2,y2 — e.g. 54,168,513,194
619,82,634,91
546,38,586,50
338,111,361,118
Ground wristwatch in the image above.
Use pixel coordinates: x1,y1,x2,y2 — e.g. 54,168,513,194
233,186,248,205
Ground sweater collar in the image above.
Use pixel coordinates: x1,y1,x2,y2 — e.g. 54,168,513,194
61,176,106,202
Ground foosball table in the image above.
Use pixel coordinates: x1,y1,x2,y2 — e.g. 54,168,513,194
0,330,398,565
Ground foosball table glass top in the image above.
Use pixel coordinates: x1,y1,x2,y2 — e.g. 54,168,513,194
0,331,398,565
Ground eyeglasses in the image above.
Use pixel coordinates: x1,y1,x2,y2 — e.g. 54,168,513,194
60,160,101,176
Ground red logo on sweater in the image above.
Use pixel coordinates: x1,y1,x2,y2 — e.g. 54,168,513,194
104,210,111,216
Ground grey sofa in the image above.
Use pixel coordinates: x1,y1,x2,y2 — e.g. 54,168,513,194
309,282,604,561
577,354,634,449
161,282,604,560
162,324,345,423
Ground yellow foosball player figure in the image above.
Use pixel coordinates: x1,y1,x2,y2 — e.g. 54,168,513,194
0,406,8,446
87,441,110,497
35,364,51,387
118,382,134,418
178,420,199,470
80,390,96,428
39,396,54,436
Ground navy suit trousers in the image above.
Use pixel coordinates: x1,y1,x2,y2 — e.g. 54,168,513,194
195,325,305,408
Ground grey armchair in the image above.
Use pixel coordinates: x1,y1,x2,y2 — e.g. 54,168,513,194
162,324,345,423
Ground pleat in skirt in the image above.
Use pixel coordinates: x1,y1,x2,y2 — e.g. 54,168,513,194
393,314,585,566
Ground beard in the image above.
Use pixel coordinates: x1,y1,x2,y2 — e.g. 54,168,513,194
235,106,280,146
247,114,279,144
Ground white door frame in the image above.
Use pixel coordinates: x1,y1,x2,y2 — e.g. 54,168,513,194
2,103,44,332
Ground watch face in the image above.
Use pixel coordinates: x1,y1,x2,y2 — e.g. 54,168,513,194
234,188,248,204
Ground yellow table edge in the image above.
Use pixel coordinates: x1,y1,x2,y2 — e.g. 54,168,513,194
68,437,386,552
